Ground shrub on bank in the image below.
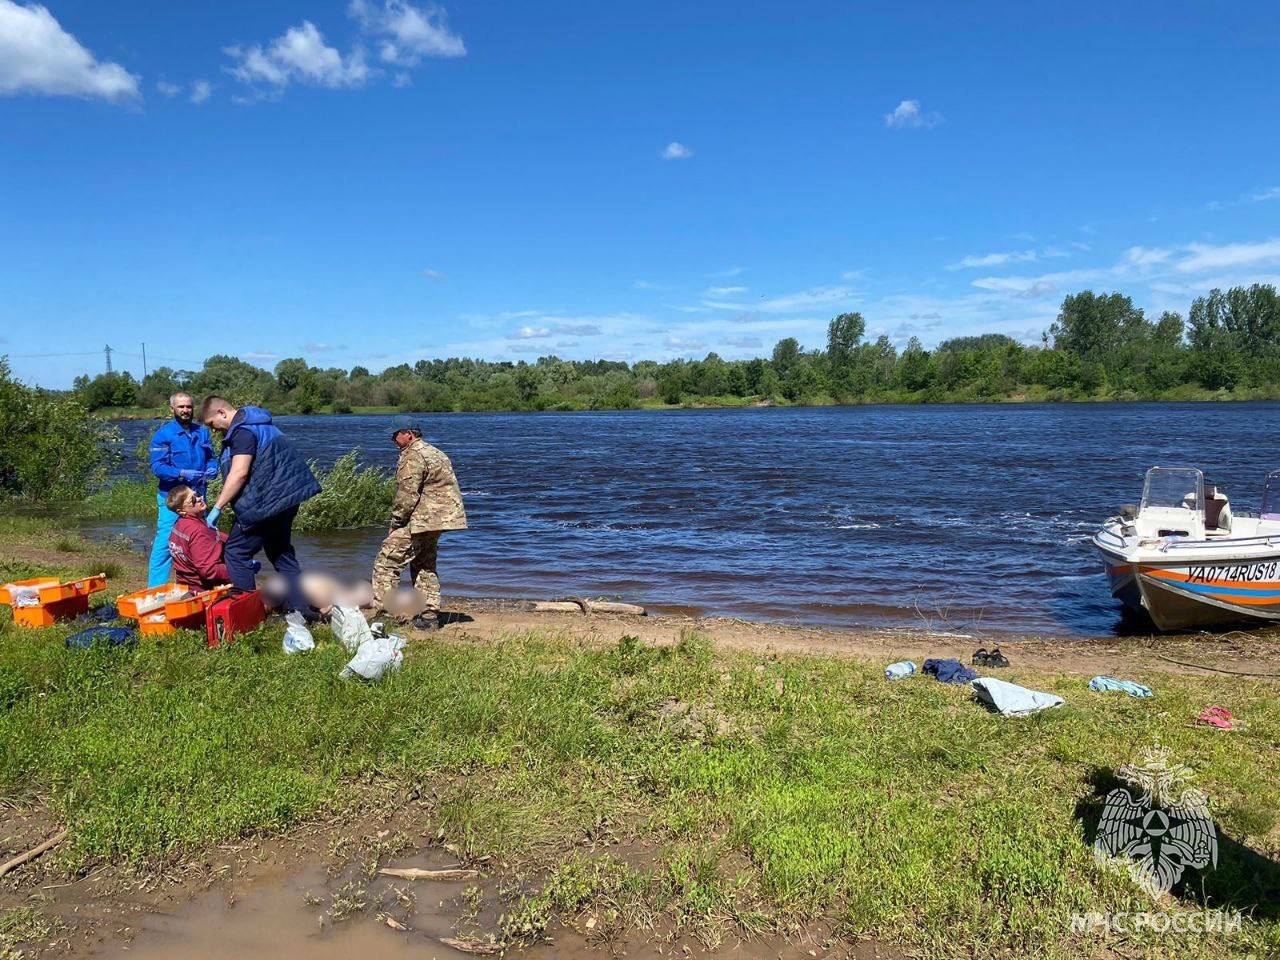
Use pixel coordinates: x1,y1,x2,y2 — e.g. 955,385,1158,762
0,358,119,501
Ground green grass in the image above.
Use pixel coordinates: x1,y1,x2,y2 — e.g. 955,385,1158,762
1,615,1278,958
0,907,55,957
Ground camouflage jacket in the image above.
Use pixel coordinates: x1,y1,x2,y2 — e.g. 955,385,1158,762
390,438,467,532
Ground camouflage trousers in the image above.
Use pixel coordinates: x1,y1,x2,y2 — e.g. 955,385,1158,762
371,528,442,617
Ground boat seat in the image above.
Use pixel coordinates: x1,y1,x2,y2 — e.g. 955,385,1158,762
1204,486,1230,531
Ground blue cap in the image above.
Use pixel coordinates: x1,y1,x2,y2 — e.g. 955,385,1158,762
391,416,421,437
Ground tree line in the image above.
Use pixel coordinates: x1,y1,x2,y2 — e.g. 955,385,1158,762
69,284,1280,414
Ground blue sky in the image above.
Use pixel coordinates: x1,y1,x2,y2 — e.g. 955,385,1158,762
2,0,1278,387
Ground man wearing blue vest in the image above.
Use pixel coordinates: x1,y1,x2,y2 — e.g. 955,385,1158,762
147,392,218,587
199,396,321,612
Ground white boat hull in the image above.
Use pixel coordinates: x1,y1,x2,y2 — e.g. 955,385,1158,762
1094,522,1280,631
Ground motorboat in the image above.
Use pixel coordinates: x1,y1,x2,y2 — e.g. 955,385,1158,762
1092,467,1280,631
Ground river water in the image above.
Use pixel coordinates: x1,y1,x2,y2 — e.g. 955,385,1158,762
110,403,1280,637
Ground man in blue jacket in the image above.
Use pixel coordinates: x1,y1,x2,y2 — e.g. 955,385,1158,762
200,396,321,612
148,392,218,586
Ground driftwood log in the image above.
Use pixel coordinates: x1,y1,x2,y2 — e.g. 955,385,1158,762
0,829,67,879
528,598,646,616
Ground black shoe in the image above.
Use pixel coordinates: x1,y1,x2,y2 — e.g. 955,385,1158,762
411,614,440,632
971,648,989,666
986,646,1010,668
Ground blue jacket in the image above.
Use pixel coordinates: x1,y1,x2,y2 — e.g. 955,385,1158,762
149,419,218,495
220,406,321,527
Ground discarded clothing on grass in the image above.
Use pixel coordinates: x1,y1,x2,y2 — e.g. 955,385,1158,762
330,603,374,653
923,658,977,685
885,660,917,680
1195,705,1235,730
341,633,406,681
971,677,1064,717
282,611,315,655
1089,676,1153,698
65,625,136,650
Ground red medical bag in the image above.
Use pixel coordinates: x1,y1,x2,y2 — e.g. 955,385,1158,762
205,590,266,648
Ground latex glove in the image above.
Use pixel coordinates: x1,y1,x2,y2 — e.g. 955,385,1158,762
206,506,222,527
179,469,199,482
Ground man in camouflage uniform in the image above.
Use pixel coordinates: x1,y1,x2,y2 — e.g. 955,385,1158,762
371,417,467,631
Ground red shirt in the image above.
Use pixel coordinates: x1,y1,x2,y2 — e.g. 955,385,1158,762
169,515,230,589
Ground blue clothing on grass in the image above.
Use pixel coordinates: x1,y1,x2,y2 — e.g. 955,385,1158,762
923,658,978,685
147,418,218,587
1089,676,1154,698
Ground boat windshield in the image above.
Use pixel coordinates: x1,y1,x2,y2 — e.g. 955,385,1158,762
1262,470,1280,520
1140,466,1204,515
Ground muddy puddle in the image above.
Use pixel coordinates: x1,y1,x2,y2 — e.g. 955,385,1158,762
94,860,876,960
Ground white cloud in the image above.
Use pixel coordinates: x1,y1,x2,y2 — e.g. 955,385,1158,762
705,285,747,297
1175,238,1280,274
225,21,370,91
948,250,1038,270
190,79,212,104
348,0,465,63
723,335,761,349
0,1,139,101
156,80,181,97
1250,187,1280,203
510,325,552,340
664,336,704,351
303,341,346,352
884,99,941,130
1123,246,1172,267
421,267,446,281
661,141,693,160
705,266,745,279
555,322,601,336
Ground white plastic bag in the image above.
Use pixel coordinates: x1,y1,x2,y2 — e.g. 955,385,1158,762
283,611,315,655
340,634,406,681
3,584,41,608
329,603,374,653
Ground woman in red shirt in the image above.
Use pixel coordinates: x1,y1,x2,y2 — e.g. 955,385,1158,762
165,485,230,589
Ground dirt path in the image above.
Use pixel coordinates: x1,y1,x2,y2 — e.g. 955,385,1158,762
438,596,1280,682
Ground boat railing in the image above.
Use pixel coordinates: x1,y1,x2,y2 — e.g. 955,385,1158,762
1155,532,1280,552
1094,521,1129,549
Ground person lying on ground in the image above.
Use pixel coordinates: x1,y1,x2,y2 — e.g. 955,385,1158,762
199,396,321,614
165,484,230,590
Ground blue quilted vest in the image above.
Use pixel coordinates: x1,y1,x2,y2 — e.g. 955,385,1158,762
220,406,321,527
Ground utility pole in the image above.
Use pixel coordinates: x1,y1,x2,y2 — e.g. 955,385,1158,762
142,342,148,379
104,344,113,374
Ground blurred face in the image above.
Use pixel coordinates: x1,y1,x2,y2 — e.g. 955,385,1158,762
171,395,194,425
203,405,235,433
178,490,207,518
393,429,415,449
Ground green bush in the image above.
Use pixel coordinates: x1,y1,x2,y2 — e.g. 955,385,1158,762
295,451,394,532
0,358,119,501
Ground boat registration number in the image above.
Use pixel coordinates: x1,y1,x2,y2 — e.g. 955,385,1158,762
1186,561,1280,584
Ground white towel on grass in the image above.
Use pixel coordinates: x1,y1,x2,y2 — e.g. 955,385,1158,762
971,677,1064,717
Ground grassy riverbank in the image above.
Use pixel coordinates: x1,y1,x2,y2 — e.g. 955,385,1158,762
2,516,1279,958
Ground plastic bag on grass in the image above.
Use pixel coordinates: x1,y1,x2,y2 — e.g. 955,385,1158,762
340,634,406,682
330,603,374,653
283,611,315,655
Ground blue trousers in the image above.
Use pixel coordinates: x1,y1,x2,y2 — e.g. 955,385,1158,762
147,493,179,587
224,507,307,611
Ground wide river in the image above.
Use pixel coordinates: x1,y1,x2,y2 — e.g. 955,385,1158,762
112,403,1279,637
